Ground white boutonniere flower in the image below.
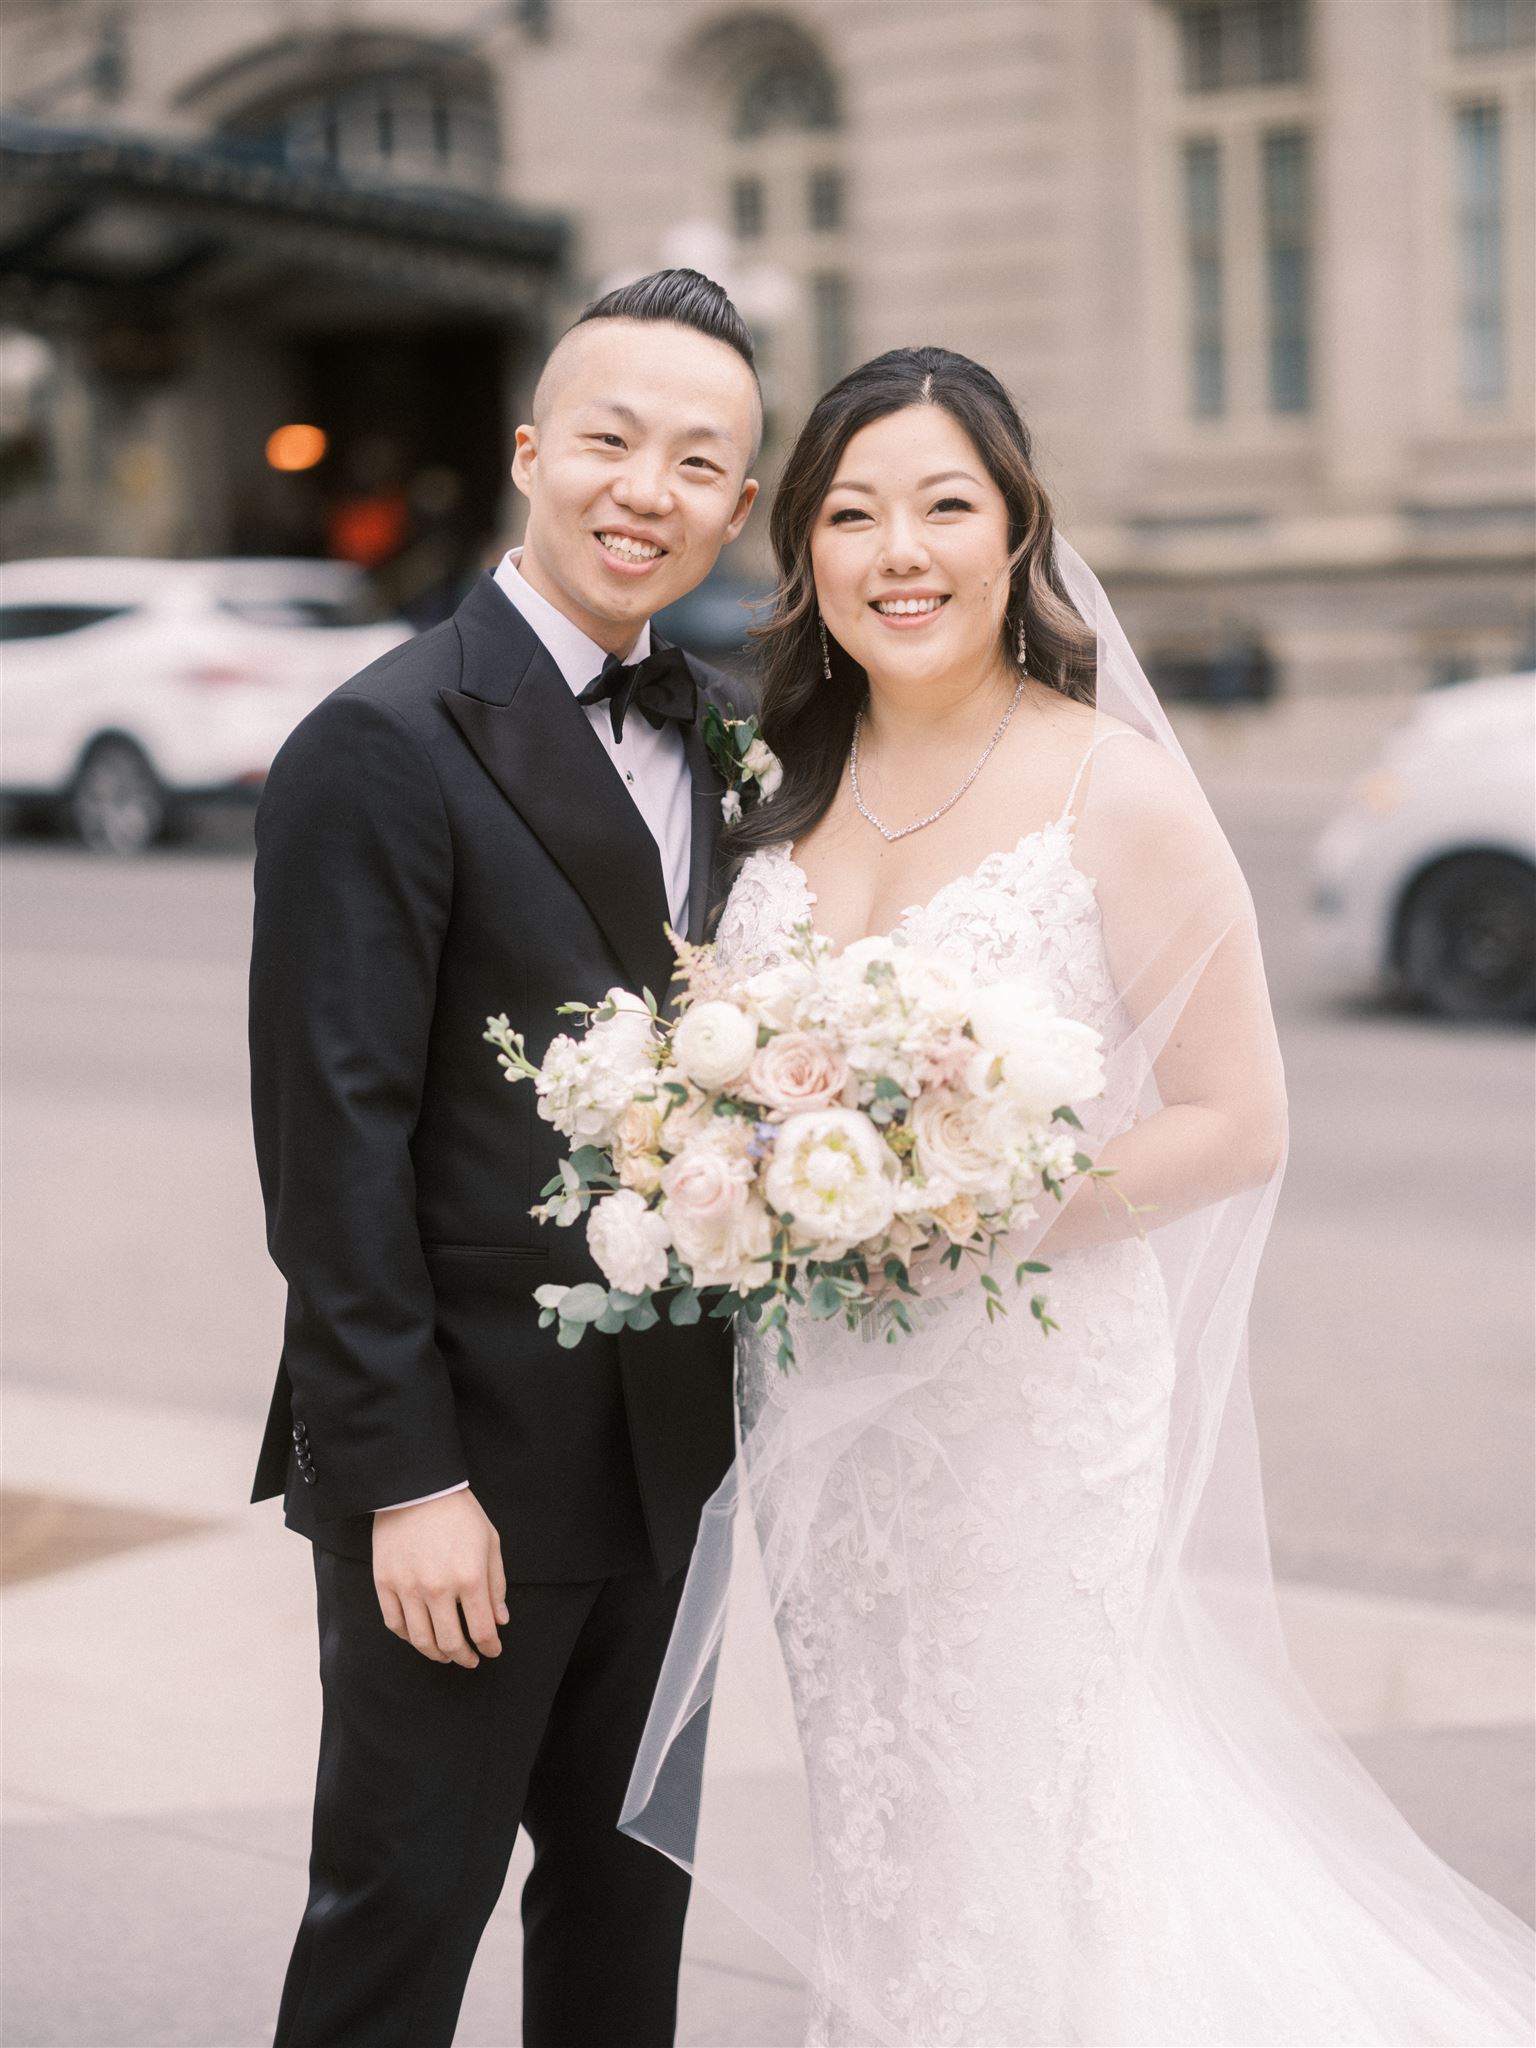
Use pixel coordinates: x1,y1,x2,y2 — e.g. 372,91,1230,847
702,702,783,823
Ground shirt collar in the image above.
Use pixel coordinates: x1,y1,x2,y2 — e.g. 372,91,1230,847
491,548,651,699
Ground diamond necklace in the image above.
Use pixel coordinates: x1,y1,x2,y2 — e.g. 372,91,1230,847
848,678,1025,843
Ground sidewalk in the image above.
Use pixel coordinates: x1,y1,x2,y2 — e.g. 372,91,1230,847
3,1378,1531,2048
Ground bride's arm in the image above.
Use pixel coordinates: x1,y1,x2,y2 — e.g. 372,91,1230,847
1032,737,1288,1257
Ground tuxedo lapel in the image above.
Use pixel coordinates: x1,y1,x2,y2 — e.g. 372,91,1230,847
441,574,675,1002
660,637,727,946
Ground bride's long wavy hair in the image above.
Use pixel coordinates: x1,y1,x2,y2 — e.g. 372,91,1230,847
724,345,1097,867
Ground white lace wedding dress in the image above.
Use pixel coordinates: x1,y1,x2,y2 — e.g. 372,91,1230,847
701,731,1531,2047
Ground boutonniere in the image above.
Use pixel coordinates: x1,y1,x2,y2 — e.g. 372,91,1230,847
702,701,784,825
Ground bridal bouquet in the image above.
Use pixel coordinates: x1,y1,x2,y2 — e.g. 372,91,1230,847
484,928,1111,1371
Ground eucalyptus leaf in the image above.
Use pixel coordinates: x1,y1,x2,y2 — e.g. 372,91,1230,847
808,1277,845,1319
560,1282,611,1324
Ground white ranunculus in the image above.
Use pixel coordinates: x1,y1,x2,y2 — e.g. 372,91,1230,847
762,1106,899,1253
586,1188,672,1295
742,736,784,798
965,974,1055,1053
672,1000,757,1090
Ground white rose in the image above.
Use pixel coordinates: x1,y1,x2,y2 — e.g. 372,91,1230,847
720,788,743,826
672,1000,757,1090
965,974,1054,1053
762,1106,899,1253
933,1192,982,1244
741,960,816,1032
890,947,972,1031
910,1090,1006,1201
661,1138,773,1289
586,1188,672,1295
742,736,783,798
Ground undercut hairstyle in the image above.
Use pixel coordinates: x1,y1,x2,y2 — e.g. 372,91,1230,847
573,268,758,381
723,345,1097,868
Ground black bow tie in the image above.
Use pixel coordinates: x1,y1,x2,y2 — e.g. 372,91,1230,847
576,646,697,744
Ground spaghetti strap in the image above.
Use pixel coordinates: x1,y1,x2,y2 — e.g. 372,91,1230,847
1057,726,1139,824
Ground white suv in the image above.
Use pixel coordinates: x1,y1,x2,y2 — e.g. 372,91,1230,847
1309,672,1536,1023
0,557,413,852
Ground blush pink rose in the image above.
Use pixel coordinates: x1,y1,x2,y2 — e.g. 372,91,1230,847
745,1033,849,1120
660,1135,772,1289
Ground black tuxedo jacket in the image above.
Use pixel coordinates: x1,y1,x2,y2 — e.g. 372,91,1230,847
248,572,738,1582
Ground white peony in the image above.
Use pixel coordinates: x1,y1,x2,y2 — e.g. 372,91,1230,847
982,1014,1105,1117
586,1188,672,1295
672,1000,757,1090
965,974,1055,1053
762,1106,899,1253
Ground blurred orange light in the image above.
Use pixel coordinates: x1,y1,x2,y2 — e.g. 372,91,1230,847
266,424,328,472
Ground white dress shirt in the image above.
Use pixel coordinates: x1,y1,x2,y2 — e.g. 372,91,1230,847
375,549,694,1514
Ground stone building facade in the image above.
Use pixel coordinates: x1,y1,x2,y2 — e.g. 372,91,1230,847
2,0,1532,693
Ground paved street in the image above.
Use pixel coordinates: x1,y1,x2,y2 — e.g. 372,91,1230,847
3,712,1533,2044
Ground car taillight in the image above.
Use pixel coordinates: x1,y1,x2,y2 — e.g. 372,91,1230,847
186,664,273,686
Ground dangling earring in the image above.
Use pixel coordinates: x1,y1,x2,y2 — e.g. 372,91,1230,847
1015,616,1029,676
818,614,833,681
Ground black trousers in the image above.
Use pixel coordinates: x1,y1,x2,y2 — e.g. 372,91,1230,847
274,1546,693,2048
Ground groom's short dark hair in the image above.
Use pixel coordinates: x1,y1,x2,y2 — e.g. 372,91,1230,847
574,268,757,378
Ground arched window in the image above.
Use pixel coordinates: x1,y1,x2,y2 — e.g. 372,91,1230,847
181,33,501,194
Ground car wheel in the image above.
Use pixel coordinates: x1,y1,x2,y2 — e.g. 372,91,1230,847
69,737,170,855
1398,853,1536,1024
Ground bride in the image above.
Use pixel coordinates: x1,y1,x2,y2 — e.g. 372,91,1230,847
622,346,1534,2046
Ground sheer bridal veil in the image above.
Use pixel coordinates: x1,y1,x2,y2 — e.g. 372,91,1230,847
619,535,1534,2046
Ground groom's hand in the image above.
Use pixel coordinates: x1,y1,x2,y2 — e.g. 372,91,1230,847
372,1490,510,1668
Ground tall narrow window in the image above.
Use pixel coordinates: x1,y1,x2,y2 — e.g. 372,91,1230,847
1184,139,1225,417
1456,103,1505,402
1179,0,1307,91
813,272,849,390
1263,129,1311,412
733,176,764,238
809,166,843,230
1454,0,1536,53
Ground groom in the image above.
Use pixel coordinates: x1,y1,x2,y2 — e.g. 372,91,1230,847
249,270,760,2047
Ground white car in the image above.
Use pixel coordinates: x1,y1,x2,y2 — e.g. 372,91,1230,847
0,557,413,852
1309,671,1536,1022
